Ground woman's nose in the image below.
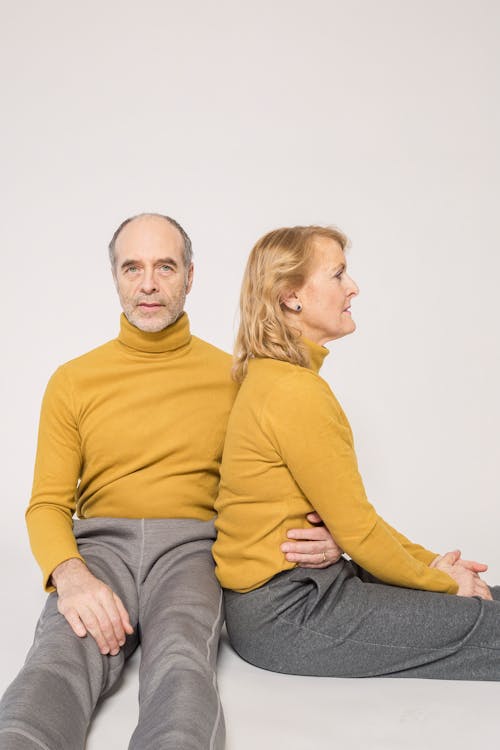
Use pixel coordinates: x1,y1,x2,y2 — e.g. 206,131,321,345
345,274,359,297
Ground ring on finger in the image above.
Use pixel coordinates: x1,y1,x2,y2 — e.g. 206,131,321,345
322,551,327,563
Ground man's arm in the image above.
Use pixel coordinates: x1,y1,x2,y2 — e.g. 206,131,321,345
26,366,133,653
26,367,85,588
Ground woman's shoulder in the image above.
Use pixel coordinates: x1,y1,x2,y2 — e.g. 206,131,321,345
241,358,350,440
245,356,332,401
247,355,321,379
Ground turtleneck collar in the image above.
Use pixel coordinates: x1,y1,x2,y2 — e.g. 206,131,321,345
118,312,191,354
302,337,329,373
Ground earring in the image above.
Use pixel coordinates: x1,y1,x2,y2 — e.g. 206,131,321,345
295,304,302,312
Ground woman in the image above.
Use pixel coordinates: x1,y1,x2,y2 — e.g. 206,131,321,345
213,225,499,680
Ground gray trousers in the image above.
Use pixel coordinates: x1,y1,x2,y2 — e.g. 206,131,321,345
224,558,500,680
0,518,225,750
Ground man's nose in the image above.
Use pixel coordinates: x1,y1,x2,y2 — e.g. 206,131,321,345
141,270,159,294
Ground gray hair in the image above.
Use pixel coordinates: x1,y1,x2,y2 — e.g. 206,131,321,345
108,213,193,269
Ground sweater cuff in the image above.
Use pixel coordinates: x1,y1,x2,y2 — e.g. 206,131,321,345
43,553,86,592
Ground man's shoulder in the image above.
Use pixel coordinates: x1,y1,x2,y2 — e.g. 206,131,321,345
57,338,118,375
190,335,232,366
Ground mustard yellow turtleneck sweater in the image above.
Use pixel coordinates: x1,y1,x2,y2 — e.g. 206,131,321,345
213,340,458,595
27,313,237,590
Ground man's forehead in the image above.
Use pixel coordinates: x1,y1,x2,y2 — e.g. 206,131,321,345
115,215,184,256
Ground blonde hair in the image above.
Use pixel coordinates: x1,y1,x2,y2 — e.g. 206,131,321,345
233,225,349,382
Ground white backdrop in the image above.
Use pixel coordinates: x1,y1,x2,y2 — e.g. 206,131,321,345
1,0,499,706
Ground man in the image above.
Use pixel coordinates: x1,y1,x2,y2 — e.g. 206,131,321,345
0,213,340,750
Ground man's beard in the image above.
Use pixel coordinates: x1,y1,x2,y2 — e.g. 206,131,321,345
122,294,186,333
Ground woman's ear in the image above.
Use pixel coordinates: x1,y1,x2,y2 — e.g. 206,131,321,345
280,290,302,312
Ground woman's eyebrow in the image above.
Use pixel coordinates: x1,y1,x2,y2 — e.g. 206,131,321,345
330,262,346,273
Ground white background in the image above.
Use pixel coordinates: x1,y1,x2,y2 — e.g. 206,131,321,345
1,0,499,746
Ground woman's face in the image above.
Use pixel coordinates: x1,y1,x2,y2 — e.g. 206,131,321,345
286,237,359,346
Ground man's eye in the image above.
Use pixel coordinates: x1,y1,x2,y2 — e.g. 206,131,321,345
160,265,173,272
126,266,138,273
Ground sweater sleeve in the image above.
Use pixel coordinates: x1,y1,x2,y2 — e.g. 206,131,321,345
25,367,85,591
377,516,438,565
262,371,457,594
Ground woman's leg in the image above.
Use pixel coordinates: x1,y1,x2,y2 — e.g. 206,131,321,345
224,561,500,680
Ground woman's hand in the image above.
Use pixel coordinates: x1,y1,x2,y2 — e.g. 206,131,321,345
430,550,492,600
281,512,344,568
454,557,488,574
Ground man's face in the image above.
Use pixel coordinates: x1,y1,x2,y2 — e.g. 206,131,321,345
112,216,193,333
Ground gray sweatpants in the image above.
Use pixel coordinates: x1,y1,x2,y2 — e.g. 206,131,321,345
224,559,500,680
0,518,225,750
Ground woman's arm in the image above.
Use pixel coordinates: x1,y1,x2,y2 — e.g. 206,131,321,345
263,371,459,594
284,512,436,567
282,511,344,568
375,516,438,565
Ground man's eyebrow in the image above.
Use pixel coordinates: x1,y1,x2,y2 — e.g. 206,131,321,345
120,259,138,270
157,257,179,268
120,257,179,270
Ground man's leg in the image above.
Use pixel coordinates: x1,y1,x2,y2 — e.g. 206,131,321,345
0,520,140,750
129,519,225,750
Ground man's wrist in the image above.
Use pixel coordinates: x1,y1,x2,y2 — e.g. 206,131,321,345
50,557,87,588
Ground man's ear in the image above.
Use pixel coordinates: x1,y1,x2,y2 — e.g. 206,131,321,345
111,266,119,291
185,263,194,295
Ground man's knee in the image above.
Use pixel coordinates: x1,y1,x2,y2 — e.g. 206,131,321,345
0,728,48,750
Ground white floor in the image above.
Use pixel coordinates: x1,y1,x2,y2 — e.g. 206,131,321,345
2,545,500,749
3,621,500,749
83,632,500,749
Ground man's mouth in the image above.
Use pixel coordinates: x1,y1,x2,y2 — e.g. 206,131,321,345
137,302,164,308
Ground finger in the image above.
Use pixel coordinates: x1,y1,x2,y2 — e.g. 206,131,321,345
461,559,488,573
282,541,326,555
113,593,134,636
296,555,333,569
63,608,87,638
100,594,127,646
306,512,324,525
285,552,312,563
283,530,325,545
83,604,120,655
441,549,461,565
96,602,123,654
475,580,493,601
477,586,493,601
79,606,111,654
287,550,329,565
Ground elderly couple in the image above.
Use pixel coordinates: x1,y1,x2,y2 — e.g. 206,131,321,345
1,213,498,750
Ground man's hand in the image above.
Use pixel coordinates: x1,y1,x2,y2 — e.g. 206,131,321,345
51,558,134,655
281,512,343,569
430,550,492,600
